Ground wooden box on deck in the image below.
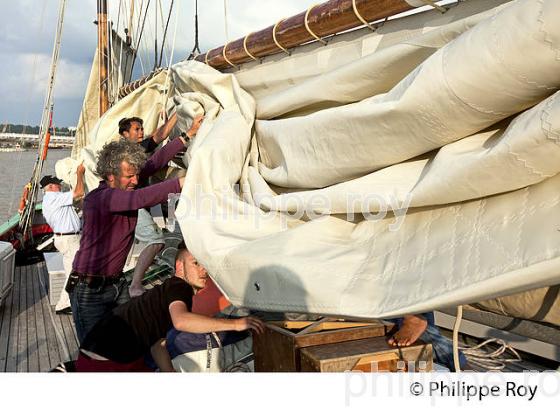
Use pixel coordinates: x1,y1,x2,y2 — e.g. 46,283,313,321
300,336,433,372
252,319,395,372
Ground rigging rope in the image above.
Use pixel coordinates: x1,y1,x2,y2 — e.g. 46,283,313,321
187,0,200,60
451,305,523,371
160,0,181,114
129,0,151,79
452,305,463,372
153,0,158,70
223,0,230,41
460,338,522,371
19,0,67,240
160,0,175,65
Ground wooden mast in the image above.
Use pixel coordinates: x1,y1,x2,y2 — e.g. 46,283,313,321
195,0,431,70
97,0,109,116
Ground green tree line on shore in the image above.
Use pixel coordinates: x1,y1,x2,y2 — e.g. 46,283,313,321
1,124,75,136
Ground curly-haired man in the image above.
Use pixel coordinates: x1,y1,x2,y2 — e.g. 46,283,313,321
68,118,202,342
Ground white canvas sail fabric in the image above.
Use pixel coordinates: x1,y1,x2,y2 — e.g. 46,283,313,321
71,33,135,159
56,71,169,190
170,0,560,318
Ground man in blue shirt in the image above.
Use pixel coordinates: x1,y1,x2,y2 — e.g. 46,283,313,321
41,162,86,314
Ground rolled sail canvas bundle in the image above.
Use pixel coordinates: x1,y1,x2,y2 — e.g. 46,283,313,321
59,0,560,320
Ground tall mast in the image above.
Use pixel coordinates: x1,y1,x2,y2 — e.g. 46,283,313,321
97,0,109,116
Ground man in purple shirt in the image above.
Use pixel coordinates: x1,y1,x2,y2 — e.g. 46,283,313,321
68,124,199,342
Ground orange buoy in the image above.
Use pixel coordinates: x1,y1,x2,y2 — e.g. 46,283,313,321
18,183,31,213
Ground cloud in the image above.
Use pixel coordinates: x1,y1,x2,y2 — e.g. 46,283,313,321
1,0,321,126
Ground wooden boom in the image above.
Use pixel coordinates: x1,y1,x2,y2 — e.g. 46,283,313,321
194,0,427,70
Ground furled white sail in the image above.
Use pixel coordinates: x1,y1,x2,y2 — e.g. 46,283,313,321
57,0,560,319
169,0,560,318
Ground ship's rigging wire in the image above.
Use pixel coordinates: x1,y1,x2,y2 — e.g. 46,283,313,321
160,0,181,116
114,1,126,104
19,0,68,239
7,0,50,217
129,0,151,79
153,0,158,70
188,0,201,60
159,0,175,66
223,0,230,42
135,2,149,76
157,0,169,66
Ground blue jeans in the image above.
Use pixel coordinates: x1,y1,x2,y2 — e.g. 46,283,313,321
387,312,467,371
70,277,130,343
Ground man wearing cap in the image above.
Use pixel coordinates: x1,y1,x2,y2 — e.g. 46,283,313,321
41,163,86,314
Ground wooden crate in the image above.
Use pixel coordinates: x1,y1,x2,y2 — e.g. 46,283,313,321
252,318,394,372
300,336,433,372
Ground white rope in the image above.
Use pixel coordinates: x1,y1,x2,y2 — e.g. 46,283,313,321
452,305,523,371
304,4,327,45
272,19,290,54
460,338,522,371
222,41,237,68
223,0,230,41
352,0,375,31
243,32,258,61
452,305,463,372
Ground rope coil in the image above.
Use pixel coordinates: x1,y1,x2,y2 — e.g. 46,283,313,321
304,4,327,45
452,305,523,371
272,19,290,54
243,32,258,61
460,338,522,371
352,0,375,31
222,41,237,68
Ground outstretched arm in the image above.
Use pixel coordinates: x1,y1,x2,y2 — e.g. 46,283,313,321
150,112,178,144
106,177,184,213
73,163,86,202
169,300,264,334
140,115,204,178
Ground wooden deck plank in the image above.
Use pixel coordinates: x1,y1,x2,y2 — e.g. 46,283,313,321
16,264,29,372
26,265,39,372
57,314,79,360
5,265,22,372
30,262,50,372
36,261,65,367
0,263,15,372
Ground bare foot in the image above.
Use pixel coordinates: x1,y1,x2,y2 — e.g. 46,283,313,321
387,315,428,347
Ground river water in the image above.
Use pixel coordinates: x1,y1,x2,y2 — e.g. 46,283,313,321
0,149,71,224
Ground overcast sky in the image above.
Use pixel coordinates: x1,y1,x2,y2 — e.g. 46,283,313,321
0,0,319,127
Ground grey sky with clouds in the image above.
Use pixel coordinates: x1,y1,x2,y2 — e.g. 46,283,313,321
0,0,318,127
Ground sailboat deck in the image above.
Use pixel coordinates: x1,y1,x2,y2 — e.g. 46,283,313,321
0,259,557,373
0,260,78,372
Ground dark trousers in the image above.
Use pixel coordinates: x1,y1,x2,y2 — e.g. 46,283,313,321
69,277,130,343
